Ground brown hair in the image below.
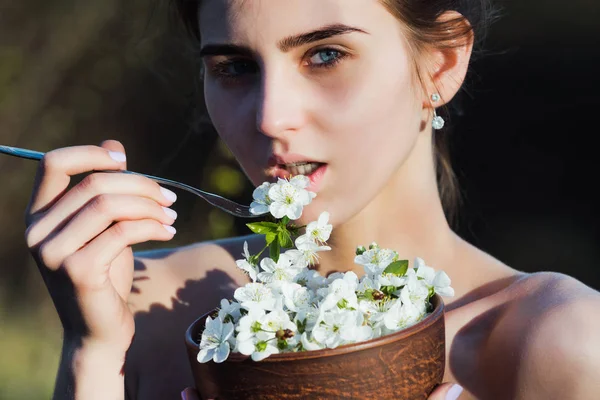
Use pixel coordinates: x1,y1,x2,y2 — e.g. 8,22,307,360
171,0,496,225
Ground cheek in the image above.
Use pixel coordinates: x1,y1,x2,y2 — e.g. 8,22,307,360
205,83,267,185
301,55,421,224
316,49,420,156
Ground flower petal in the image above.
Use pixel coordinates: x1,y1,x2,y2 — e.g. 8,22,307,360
197,347,214,363
214,342,230,363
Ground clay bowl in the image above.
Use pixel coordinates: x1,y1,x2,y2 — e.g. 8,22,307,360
185,294,445,400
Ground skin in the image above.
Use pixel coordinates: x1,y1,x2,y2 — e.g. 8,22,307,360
24,0,600,399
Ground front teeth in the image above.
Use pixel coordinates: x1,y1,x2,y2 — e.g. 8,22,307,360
284,162,322,176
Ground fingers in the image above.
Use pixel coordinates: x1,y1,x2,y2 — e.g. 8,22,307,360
428,383,463,400
62,219,175,290
28,144,127,216
35,194,177,270
26,172,177,248
100,140,126,164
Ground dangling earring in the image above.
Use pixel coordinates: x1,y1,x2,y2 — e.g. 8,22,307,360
431,93,445,130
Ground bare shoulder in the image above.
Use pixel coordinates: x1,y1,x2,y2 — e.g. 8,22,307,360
474,272,600,399
127,234,262,313
124,234,262,400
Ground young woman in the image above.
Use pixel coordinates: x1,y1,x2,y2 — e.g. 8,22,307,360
24,0,600,399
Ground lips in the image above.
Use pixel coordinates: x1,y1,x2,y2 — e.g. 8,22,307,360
268,153,323,167
263,160,328,193
265,154,324,179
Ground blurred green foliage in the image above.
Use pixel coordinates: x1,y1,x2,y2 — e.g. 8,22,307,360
0,0,254,398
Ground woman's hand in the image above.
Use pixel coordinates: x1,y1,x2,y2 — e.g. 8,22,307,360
180,383,464,400
25,140,177,352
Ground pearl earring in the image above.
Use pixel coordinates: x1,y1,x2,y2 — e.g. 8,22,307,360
431,93,445,130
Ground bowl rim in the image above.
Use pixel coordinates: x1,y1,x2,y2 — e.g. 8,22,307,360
185,293,445,362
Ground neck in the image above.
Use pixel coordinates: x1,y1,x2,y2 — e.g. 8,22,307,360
314,132,459,278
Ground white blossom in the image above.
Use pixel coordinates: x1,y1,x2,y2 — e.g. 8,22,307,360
359,297,396,331
234,283,277,312
218,299,242,324
235,241,259,282
285,236,331,268
250,182,273,215
320,272,359,312
198,175,456,364
281,282,314,312
383,299,422,331
414,257,455,297
294,269,328,291
400,270,430,315
267,179,313,220
288,175,311,189
257,253,301,286
301,211,332,244
312,309,372,348
198,316,234,363
301,332,325,351
354,247,397,277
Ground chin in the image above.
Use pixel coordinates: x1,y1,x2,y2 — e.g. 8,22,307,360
294,198,347,228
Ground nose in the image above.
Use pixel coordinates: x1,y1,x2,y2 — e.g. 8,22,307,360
255,67,306,139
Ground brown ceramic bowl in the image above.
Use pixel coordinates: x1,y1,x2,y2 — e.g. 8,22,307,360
185,294,445,400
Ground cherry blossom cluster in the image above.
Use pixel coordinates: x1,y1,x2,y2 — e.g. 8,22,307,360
197,176,454,363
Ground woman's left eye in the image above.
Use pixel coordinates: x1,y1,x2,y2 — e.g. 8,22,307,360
306,48,347,69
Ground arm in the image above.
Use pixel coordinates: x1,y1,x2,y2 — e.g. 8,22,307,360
54,337,127,400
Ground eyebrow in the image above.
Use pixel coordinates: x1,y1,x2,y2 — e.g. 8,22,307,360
278,23,368,52
199,23,368,58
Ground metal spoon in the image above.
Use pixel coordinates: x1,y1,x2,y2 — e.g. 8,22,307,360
0,145,259,218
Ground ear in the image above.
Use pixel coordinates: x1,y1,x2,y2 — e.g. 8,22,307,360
420,11,474,108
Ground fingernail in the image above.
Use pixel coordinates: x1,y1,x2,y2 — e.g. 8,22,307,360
108,151,126,162
162,207,178,220
180,389,188,400
446,384,463,400
160,187,177,202
163,224,176,235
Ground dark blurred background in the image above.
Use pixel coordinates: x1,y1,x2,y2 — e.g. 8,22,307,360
0,0,598,398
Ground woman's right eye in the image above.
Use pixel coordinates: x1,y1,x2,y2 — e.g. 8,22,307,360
209,59,258,82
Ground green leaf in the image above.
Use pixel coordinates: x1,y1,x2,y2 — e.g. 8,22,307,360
265,232,277,245
278,229,294,248
381,285,396,296
270,241,280,262
246,222,279,235
249,255,260,266
281,216,290,225
383,260,409,277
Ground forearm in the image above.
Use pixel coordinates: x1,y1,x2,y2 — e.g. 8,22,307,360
54,337,126,400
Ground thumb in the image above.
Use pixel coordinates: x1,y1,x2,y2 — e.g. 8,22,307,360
428,382,464,400
99,139,127,169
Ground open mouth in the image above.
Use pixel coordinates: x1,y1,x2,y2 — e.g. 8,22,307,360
280,161,325,176
265,162,328,192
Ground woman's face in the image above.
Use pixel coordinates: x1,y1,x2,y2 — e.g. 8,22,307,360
199,0,426,226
